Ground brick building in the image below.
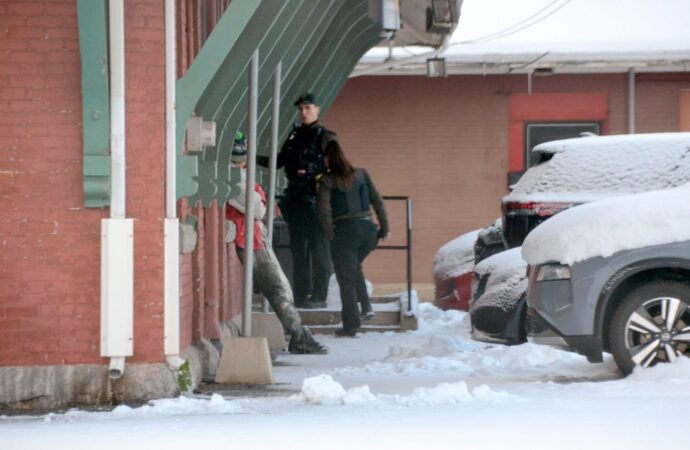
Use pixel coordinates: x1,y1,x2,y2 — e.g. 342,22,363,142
0,0,455,408
2,0,688,409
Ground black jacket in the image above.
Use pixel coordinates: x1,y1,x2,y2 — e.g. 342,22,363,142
258,121,337,198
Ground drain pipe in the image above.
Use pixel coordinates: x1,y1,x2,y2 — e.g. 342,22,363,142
163,0,185,370
102,0,133,380
628,68,636,134
242,49,259,337
262,61,281,313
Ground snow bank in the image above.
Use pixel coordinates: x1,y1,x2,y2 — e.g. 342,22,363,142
416,301,470,332
297,375,376,405
395,382,520,406
296,374,522,408
523,183,690,265
40,394,244,423
326,274,372,307
433,228,481,279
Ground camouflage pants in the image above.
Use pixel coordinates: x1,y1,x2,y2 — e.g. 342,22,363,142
236,245,303,335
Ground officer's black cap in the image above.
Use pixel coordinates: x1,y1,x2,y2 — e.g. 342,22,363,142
294,92,318,106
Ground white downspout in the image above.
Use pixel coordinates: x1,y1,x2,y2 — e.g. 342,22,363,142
628,67,636,134
102,0,133,380
164,0,184,370
242,49,259,337
109,0,125,220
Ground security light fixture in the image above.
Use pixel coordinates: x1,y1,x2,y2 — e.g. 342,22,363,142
426,57,447,78
426,0,459,34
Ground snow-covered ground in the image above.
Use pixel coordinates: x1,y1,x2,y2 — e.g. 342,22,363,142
3,303,690,450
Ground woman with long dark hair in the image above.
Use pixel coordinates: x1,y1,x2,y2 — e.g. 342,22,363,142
316,142,389,337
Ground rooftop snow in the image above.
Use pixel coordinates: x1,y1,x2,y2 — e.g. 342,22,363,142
358,0,690,73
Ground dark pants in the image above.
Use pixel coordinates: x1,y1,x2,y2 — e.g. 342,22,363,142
236,245,303,335
281,197,332,303
330,219,378,330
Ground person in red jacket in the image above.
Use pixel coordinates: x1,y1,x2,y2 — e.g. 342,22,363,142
226,133,327,354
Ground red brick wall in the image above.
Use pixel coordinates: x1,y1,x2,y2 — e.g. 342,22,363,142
125,0,166,362
0,0,170,366
178,0,243,349
324,73,690,285
0,0,104,365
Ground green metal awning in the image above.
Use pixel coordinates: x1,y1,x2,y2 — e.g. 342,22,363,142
176,0,382,206
78,0,459,208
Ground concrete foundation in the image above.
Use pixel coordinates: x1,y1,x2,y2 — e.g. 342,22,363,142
0,315,255,410
0,344,212,410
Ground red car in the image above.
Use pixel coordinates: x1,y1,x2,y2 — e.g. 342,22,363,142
433,221,504,311
433,229,478,310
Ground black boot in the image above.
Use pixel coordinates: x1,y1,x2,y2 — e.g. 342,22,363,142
289,327,329,354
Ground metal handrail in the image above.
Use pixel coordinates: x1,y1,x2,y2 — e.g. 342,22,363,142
377,196,412,312
271,195,413,313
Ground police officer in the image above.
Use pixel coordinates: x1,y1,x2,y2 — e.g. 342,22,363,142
258,93,335,308
316,140,389,337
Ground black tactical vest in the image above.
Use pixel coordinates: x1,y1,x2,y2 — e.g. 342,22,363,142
284,125,327,199
331,170,369,219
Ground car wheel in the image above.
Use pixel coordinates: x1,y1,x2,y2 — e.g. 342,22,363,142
609,280,690,375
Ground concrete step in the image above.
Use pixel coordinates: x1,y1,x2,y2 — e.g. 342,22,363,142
298,309,401,326
370,295,403,304
307,324,405,334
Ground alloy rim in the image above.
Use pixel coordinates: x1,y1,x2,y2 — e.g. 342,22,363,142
624,296,690,368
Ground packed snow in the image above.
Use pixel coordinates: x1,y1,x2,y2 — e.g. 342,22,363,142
432,228,481,279
471,247,527,314
3,302,690,450
504,133,690,204
522,183,690,265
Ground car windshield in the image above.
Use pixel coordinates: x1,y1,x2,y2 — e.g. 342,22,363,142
505,132,690,203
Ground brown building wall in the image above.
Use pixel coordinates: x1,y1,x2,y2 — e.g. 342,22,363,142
324,73,690,287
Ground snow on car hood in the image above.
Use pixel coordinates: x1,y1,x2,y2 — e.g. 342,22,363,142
473,247,527,313
474,247,526,279
505,132,690,203
522,183,690,265
433,229,481,279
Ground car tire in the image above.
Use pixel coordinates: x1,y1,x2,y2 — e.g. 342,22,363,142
609,279,690,375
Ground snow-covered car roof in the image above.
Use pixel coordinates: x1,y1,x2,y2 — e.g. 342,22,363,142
505,132,690,203
522,183,690,265
433,228,481,280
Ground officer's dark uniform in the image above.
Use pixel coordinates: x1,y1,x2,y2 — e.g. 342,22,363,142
316,168,389,333
259,121,336,306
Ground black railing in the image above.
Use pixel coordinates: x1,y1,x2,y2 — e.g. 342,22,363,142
271,195,413,313
378,196,412,312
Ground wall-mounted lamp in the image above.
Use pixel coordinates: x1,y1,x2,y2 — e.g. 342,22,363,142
426,57,447,78
426,0,459,34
